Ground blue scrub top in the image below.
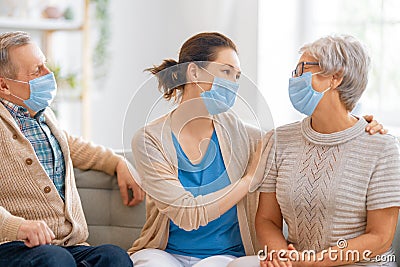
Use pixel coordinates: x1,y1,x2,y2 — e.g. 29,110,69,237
165,130,245,259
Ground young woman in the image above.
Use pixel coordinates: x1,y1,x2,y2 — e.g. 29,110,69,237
128,32,385,267
127,32,267,267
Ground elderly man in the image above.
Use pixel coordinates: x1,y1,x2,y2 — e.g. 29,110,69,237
0,31,142,266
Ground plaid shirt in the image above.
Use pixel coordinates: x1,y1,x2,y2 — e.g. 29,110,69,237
0,99,66,199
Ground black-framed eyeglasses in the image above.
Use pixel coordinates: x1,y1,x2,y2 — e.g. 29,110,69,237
292,62,319,77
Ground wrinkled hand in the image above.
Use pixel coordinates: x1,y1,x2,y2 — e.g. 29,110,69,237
260,251,293,267
116,159,144,206
286,244,299,267
283,244,312,267
363,115,387,135
17,220,55,247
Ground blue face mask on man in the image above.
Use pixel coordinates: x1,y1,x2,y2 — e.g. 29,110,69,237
5,72,58,112
197,67,239,115
288,71,331,116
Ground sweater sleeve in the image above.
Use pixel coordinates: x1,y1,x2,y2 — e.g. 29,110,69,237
132,129,241,231
248,130,275,192
367,136,400,210
66,131,122,176
258,132,278,193
0,207,25,241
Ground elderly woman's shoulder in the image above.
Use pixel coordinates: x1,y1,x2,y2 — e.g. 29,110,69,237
267,121,303,146
361,132,400,150
381,133,399,146
275,121,302,134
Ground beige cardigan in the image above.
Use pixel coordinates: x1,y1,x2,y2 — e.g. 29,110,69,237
0,103,121,246
128,111,264,255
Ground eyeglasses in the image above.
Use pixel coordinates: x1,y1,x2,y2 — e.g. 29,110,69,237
292,62,319,77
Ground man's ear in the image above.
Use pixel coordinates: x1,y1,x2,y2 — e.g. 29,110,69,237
0,78,11,95
186,63,199,83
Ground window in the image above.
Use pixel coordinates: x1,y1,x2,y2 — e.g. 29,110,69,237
258,0,400,136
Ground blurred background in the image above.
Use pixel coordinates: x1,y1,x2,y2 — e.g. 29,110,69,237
0,0,399,149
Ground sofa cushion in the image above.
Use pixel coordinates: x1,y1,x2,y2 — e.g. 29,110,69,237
75,168,145,250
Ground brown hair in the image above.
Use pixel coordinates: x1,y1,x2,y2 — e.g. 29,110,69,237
146,32,237,101
0,31,31,79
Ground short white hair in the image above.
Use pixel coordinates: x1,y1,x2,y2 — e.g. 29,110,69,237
300,35,370,111
0,31,31,78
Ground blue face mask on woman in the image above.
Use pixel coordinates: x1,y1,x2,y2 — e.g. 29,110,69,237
5,72,58,112
198,68,239,115
288,72,330,116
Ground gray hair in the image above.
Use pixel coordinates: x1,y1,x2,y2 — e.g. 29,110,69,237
0,31,31,79
300,35,370,111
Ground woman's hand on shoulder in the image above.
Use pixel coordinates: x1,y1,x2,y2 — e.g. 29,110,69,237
363,115,387,135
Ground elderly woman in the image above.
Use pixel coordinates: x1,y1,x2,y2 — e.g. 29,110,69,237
228,35,400,267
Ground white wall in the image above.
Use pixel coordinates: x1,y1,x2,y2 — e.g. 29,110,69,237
258,0,305,128
88,0,260,150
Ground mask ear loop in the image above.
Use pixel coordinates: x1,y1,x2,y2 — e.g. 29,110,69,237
199,65,217,86
3,77,29,84
194,65,215,93
2,77,29,101
199,66,215,78
311,71,323,76
321,86,331,94
190,67,205,93
312,71,332,94
194,81,205,93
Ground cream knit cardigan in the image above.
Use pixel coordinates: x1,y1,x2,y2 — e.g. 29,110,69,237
128,111,267,256
0,103,121,246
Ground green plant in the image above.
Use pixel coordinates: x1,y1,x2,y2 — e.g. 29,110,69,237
91,0,110,81
63,6,74,20
48,62,78,90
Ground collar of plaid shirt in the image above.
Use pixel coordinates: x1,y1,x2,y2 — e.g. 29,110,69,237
0,97,45,121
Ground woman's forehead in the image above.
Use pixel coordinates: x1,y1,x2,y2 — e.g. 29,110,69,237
213,48,240,70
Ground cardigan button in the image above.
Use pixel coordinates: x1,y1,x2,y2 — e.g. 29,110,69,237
12,134,17,139
25,158,33,165
44,186,51,193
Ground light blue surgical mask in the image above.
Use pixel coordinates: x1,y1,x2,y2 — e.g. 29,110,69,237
288,72,330,116
197,69,239,115
5,72,58,112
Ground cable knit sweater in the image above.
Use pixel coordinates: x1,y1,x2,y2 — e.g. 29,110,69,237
0,103,122,246
259,117,400,262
